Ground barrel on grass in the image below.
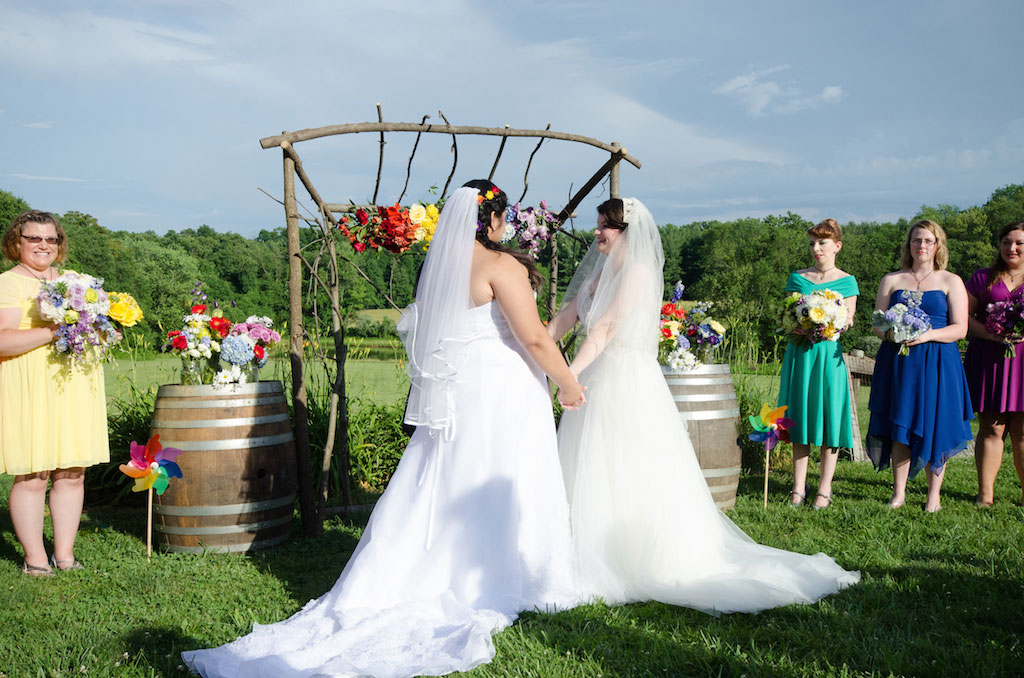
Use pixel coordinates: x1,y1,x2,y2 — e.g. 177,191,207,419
662,364,742,510
150,381,297,553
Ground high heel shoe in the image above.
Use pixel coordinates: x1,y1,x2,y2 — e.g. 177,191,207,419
788,483,809,508
811,492,832,511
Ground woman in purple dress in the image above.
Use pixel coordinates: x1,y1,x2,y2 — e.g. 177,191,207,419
965,221,1024,507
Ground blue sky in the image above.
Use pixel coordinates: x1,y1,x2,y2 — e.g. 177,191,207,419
1,0,1021,236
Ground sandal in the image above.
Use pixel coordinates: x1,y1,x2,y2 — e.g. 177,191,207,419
49,554,84,572
811,492,832,511
22,560,55,577
788,484,809,508
888,497,905,509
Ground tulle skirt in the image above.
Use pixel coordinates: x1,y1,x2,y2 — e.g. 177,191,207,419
558,346,859,615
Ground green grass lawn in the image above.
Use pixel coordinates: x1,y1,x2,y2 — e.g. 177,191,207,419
2,454,1022,677
103,356,409,411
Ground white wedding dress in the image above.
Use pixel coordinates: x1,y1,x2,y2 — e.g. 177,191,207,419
557,198,859,615
183,190,579,677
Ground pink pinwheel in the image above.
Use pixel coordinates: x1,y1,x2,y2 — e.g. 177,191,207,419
748,403,794,452
119,434,184,495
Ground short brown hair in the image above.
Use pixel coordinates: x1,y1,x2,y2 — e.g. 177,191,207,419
807,218,842,242
900,219,948,271
2,210,68,263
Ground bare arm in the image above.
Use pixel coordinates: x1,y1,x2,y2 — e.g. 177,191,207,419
546,295,578,341
966,292,1000,341
843,295,858,331
872,275,895,340
0,307,55,356
490,255,584,406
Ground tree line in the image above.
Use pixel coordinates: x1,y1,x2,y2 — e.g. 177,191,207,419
2,183,1022,359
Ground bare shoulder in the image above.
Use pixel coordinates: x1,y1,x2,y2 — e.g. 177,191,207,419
939,270,967,291
493,251,528,278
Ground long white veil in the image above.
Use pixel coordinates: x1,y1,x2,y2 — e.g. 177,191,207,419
397,186,479,436
560,198,664,368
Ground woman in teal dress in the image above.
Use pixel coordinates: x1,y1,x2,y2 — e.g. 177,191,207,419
778,219,859,509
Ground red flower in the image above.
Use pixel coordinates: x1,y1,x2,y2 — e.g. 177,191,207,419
661,303,676,316
353,242,367,253
673,308,686,319
661,327,673,338
253,344,265,360
167,330,182,338
171,335,188,350
355,208,369,226
209,316,231,338
191,304,207,314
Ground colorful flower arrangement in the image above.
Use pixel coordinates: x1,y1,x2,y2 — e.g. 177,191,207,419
36,272,143,366
658,282,725,368
780,288,849,345
984,296,1024,358
337,201,440,253
506,201,559,256
163,285,280,387
871,290,931,356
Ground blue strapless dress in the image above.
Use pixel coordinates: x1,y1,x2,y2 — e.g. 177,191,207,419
866,290,973,478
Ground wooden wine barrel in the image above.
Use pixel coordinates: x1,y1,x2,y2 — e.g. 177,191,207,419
662,364,742,510
150,381,297,553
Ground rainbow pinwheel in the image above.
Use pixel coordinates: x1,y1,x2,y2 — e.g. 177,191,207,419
748,403,794,452
119,434,184,495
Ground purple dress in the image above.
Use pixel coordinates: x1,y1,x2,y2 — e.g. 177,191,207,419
964,268,1024,413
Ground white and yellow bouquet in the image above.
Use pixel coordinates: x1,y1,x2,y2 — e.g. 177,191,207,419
779,288,848,344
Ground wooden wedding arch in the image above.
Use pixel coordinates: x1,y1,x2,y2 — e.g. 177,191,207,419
260,108,641,536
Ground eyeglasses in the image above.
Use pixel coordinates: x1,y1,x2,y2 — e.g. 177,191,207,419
910,238,937,247
21,235,61,245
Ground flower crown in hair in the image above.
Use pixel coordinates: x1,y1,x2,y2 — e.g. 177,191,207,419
476,186,501,204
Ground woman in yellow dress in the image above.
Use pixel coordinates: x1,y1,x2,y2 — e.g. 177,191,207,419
0,210,109,576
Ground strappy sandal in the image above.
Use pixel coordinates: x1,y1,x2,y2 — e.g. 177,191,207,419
811,492,832,511
788,484,808,508
49,554,84,572
22,560,55,577
887,496,905,509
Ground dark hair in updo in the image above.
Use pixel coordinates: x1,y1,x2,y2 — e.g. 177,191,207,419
596,198,627,230
461,179,541,290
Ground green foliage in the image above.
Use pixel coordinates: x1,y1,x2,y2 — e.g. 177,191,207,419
0,188,30,231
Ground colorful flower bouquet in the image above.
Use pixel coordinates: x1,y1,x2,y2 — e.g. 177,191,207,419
984,297,1024,358
337,201,440,253
37,272,143,367
780,288,849,345
506,201,559,256
164,295,281,387
658,282,725,369
871,290,931,356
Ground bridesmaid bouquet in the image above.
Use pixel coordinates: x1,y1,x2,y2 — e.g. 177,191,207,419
984,298,1024,358
779,289,848,344
37,272,143,366
871,291,931,356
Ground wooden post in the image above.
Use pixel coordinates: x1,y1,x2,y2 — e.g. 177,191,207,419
284,149,321,537
609,141,621,198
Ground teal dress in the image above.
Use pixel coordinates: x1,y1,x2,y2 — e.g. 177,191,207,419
777,272,859,447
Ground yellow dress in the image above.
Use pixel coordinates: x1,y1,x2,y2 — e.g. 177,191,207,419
0,269,110,474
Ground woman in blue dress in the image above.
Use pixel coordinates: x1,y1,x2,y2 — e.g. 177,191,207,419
866,219,973,512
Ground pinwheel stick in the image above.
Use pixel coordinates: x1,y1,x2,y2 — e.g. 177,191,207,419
764,447,771,509
147,488,153,561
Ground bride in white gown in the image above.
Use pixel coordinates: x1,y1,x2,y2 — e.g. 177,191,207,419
549,197,860,615
183,183,585,677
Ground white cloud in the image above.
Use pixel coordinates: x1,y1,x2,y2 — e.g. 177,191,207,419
22,121,53,129
6,173,86,182
714,67,845,116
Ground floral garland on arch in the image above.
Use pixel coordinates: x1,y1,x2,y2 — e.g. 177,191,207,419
337,202,441,253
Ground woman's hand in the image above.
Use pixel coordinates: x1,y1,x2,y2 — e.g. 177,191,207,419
558,383,586,410
904,330,932,347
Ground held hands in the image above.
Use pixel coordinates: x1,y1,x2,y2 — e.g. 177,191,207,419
558,383,587,411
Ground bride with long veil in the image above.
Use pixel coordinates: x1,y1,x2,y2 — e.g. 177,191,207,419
549,197,859,614
183,183,585,677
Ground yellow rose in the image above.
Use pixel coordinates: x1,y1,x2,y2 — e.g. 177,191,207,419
84,288,98,303
426,204,439,220
485,190,494,200
108,292,143,327
408,204,427,225
64,309,79,324
808,307,826,323
708,320,726,334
